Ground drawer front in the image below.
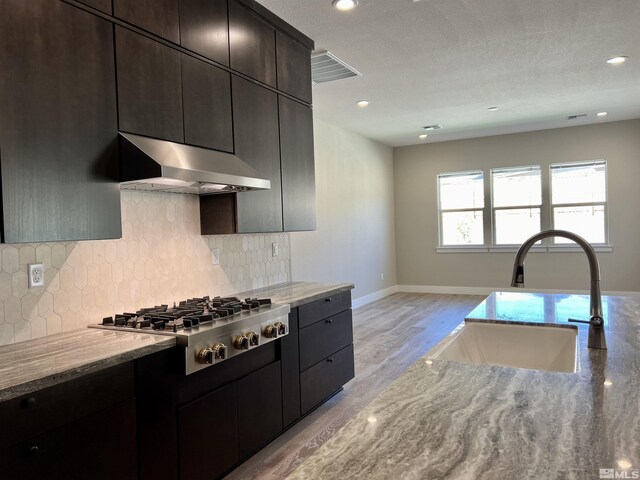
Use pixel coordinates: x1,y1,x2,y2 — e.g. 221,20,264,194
0,363,134,450
298,291,351,329
299,309,353,371
300,344,354,415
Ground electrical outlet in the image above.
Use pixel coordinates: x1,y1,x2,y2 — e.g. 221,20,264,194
28,263,45,288
211,248,220,265
272,242,279,257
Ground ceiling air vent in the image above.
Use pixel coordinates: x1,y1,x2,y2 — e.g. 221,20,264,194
567,114,588,120
311,50,361,84
423,124,443,131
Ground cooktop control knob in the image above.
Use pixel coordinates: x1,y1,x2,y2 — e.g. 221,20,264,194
246,331,260,347
197,347,214,364
212,343,227,360
274,321,287,336
263,324,278,339
234,335,249,350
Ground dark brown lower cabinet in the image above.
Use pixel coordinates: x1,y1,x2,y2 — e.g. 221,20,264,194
0,399,137,480
300,344,355,415
237,361,283,459
178,383,239,480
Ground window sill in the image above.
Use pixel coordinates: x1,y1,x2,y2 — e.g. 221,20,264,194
437,245,613,254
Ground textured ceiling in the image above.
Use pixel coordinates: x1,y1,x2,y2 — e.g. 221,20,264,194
258,0,640,146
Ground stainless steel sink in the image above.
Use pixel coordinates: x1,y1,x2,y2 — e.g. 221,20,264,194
428,321,579,373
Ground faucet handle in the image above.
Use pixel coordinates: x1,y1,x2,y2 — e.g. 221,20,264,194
568,317,604,328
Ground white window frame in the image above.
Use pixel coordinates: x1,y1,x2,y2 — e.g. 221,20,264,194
549,160,609,246
490,165,542,246
436,170,486,248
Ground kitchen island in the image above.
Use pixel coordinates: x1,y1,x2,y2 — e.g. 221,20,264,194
287,292,640,480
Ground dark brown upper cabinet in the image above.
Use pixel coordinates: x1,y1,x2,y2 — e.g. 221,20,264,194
276,32,312,104
279,97,316,231
114,0,180,43
77,0,112,14
232,76,283,233
182,54,233,152
179,0,229,66
229,1,277,87
0,0,121,243
115,27,184,143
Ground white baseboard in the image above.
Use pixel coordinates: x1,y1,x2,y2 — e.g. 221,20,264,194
397,284,640,296
352,285,399,309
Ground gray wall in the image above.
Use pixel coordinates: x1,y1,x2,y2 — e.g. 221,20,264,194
290,118,397,300
394,120,640,292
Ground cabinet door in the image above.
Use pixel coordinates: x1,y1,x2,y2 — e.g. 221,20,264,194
237,361,283,459
114,0,179,43
279,96,316,231
179,0,229,65
276,32,312,104
178,383,238,480
182,54,233,152
229,0,276,87
0,399,137,480
116,27,184,143
233,76,283,233
0,0,121,242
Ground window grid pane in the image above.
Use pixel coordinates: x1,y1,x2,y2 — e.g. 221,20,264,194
492,166,542,208
438,171,484,211
441,211,484,245
553,205,606,244
551,161,606,205
494,208,541,245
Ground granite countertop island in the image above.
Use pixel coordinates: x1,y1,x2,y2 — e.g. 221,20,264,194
0,281,353,403
288,292,640,480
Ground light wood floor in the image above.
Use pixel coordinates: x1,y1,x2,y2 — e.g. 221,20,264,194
224,293,484,480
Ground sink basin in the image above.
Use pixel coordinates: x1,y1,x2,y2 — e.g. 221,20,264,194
428,321,579,373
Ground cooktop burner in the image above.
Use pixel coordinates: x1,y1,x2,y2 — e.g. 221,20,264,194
100,296,273,333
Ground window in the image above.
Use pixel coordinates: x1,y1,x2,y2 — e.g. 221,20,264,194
491,166,542,245
437,159,610,251
550,160,607,244
437,171,484,245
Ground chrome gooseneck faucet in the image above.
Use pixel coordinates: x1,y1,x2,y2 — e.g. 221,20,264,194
511,229,607,350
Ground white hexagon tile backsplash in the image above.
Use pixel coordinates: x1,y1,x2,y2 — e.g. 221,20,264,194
0,191,291,346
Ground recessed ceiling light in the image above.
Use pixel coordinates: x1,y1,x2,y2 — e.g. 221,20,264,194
332,0,358,11
356,100,369,108
418,134,428,139
596,112,608,117
488,106,499,111
606,56,628,65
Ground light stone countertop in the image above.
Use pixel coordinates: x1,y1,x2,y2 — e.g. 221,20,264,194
0,329,175,402
0,281,353,403
236,281,354,308
287,292,640,480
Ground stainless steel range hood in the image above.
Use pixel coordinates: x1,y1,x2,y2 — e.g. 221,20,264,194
118,132,270,195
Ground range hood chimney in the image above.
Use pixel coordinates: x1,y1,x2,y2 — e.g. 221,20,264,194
118,132,270,195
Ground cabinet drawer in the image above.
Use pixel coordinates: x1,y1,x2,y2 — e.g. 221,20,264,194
299,310,353,371
0,363,134,450
298,291,351,329
300,344,354,415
